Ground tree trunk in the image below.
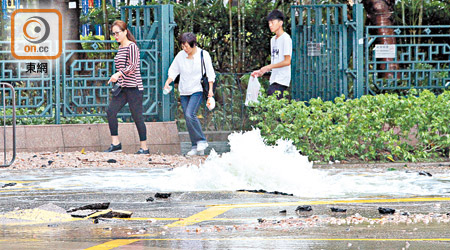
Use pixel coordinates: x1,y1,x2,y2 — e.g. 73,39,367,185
229,0,234,73
364,0,398,79
102,0,110,51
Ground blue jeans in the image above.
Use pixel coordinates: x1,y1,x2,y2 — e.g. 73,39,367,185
180,92,206,147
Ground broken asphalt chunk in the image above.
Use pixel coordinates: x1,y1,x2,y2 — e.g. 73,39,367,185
330,207,347,212
155,193,171,199
1,183,17,188
67,202,110,213
69,209,98,218
418,171,432,177
378,207,396,214
111,210,133,218
87,209,114,219
295,205,312,212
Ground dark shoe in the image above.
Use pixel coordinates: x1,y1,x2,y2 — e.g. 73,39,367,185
104,143,122,152
135,148,150,154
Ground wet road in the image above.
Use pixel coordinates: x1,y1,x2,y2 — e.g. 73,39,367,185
1,168,450,249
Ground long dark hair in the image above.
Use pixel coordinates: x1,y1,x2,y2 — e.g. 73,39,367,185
111,20,137,44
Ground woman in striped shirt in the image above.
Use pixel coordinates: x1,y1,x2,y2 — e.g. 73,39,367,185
105,20,149,154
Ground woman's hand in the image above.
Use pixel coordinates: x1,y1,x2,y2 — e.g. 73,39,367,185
163,77,174,91
208,89,214,98
164,82,171,91
108,72,122,84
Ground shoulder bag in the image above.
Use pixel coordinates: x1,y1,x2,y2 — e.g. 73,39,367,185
200,50,216,100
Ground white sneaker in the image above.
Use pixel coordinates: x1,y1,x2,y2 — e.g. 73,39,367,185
186,148,197,156
186,148,205,156
196,141,209,151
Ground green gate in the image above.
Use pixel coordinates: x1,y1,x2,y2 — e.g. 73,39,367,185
57,4,175,124
0,5,175,124
291,4,364,101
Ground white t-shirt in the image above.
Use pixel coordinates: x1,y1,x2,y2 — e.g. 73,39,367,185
168,48,216,96
269,32,292,87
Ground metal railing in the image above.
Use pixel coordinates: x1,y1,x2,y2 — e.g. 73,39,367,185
365,25,450,95
0,82,16,168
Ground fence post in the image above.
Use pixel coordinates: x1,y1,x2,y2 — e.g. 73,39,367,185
55,58,61,124
353,4,364,98
160,4,175,122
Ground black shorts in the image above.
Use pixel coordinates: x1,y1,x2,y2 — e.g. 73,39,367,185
267,83,288,100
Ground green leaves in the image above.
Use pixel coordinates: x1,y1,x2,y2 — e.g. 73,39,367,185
250,90,450,162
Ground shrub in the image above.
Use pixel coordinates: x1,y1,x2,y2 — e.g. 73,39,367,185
250,89,450,162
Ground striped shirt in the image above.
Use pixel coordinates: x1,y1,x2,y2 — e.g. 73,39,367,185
114,42,143,91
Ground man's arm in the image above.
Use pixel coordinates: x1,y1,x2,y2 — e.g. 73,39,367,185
251,55,291,77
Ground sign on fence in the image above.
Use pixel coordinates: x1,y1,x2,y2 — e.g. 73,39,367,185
307,42,322,57
374,44,396,58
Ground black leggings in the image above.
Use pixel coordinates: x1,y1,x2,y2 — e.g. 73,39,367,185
106,87,147,141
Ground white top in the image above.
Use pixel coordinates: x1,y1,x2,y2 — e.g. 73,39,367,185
168,48,216,96
269,32,292,87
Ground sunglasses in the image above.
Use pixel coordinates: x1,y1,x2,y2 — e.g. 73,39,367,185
112,31,123,36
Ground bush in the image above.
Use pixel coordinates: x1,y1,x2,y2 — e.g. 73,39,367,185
250,89,450,162
0,107,108,125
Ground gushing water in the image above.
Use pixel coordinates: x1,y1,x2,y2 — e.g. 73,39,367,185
27,130,450,198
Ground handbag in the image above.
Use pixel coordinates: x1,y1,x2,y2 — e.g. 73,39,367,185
111,82,122,96
200,50,216,100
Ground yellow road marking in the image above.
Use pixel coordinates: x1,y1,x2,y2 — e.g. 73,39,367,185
85,196,450,249
207,197,450,208
84,239,142,250
117,217,254,222
165,206,233,228
0,239,41,242
0,180,35,183
130,238,450,242
0,188,52,193
118,217,181,221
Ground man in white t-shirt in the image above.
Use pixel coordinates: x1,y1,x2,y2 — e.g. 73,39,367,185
251,9,292,99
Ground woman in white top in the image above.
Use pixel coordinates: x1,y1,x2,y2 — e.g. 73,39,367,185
163,32,215,156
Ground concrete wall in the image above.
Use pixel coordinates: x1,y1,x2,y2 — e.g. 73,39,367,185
0,122,180,154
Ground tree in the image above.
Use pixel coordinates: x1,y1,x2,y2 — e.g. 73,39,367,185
363,0,398,78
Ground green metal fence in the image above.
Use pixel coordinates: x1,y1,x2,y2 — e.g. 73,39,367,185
2,3,450,129
290,4,364,101
0,41,55,120
0,4,175,124
61,39,160,120
365,25,450,94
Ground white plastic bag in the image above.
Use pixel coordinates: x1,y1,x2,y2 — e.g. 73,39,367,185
245,76,261,106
